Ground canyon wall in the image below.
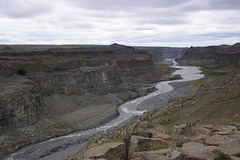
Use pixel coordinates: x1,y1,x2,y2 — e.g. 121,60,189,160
135,47,188,63
0,44,172,156
0,44,165,135
179,43,240,65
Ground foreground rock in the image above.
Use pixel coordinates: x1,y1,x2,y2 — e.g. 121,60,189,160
65,123,240,160
84,142,125,159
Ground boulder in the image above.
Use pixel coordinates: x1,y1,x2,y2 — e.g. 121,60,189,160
205,135,231,146
166,149,205,160
129,135,174,159
190,126,211,136
206,146,220,153
219,138,240,155
84,142,125,159
230,122,240,130
134,150,168,160
130,136,173,152
216,125,238,135
231,156,240,160
134,148,172,158
192,134,209,143
181,142,214,160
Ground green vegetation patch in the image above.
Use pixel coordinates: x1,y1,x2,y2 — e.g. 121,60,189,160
233,153,240,158
155,63,180,73
191,60,216,67
192,60,233,87
214,152,231,160
176,141,185,148
42,123,74,136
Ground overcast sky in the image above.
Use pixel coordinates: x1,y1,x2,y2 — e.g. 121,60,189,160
0,0,240,47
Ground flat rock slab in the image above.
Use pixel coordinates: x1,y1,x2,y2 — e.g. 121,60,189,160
84,142,125,159
134,151,168,160
130,136,174,152
181,142,214,160
205,135,231,145
134,148,172,157
219,139,240,155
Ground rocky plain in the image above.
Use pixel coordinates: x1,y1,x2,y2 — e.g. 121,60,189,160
1,43,240,160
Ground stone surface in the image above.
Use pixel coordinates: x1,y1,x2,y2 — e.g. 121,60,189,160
134,150,168,160
205,135,231,146
84,142,125,159
219,138,240,155
129,135,174,159
148,129,170,140
181,142,214,160
130,136,173,152
206,146,219,153
231,156,240,160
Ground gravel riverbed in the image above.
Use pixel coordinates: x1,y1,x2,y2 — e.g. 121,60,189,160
138,81,198,111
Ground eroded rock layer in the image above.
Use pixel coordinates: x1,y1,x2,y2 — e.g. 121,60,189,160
0,44,167,156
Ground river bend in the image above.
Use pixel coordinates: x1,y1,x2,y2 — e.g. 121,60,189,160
5,60,204,160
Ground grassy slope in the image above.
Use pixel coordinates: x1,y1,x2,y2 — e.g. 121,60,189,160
182,60,234,87
140,66,240,132
155,63,180,73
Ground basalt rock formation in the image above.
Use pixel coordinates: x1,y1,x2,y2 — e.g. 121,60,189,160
65,122,240,160
178,43,240,66
0,44,169,156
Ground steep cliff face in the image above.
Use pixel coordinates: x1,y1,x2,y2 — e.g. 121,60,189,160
0,44,163,134
0,44,168,155
179,43,240,65
135,47,188,63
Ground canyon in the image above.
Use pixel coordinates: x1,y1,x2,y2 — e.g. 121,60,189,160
1,43,240,159
0,44,181,157
65,43,240,160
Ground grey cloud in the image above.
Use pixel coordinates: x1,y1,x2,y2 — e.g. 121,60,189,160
136,17,187,26
70,0,191,11
0,38,10,43
0,0,239,46
0,0,52,18
70,0,240,13
181,0,240,12
206,0,240,10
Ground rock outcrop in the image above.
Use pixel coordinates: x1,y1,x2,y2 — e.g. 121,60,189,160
0,44,168,156
178,43,240,66
65,123,240,160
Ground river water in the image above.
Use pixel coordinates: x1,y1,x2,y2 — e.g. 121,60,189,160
4,59,204,160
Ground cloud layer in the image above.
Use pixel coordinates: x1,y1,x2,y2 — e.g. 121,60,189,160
0,0,240,46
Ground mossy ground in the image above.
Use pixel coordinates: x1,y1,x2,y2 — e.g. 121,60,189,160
189,60,234,87
155,63,180,73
